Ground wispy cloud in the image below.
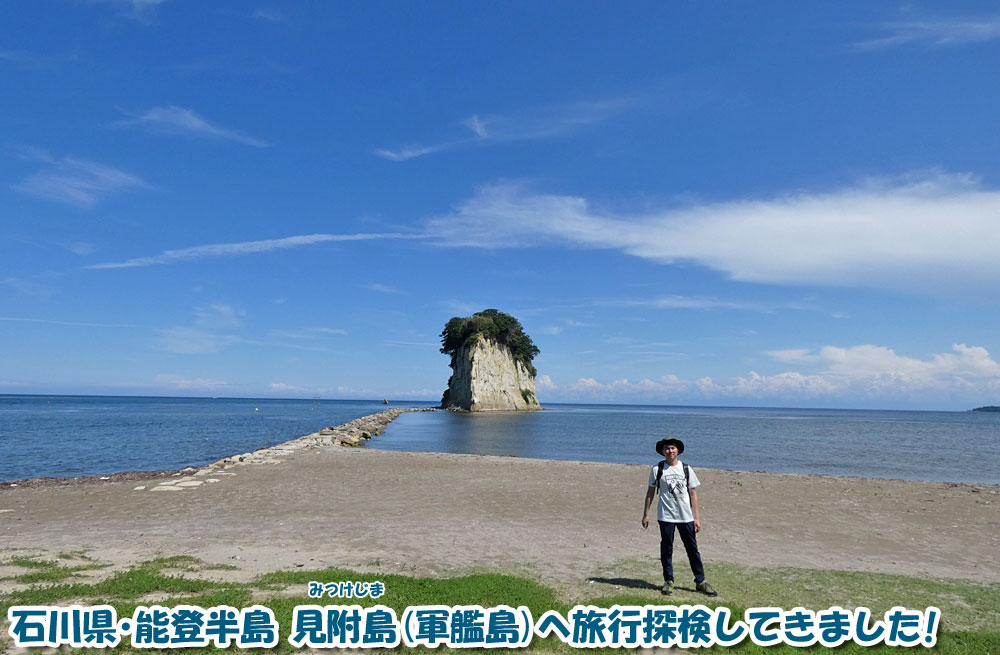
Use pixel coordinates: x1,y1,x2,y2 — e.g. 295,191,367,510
0,278,58,298
63,241,97,256
154,373,228,390
602,296,782,312
360,283,403,294
424,172,1000,295
268,327,347,340
437,300,486,317
382,339,438,348
374,142,464,162
86,0,168,22
252,8,285,23
0,316,141,328
113,105,270,147
13,149,149,208
539,317,596,336
269,382,306,393
156,303,246,354
852,14,1000,51
158,327,242,354
0,48,76,69
767,348,821,365
375,97,633,161
194,303,245,329
87,232,422,269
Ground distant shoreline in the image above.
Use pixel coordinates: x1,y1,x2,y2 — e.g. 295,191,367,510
0,392,985,413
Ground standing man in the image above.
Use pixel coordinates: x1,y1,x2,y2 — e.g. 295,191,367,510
641,437,717,597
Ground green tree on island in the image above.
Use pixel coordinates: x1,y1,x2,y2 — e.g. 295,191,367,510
440,308,540,376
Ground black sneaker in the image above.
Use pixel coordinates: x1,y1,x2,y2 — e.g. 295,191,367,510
661,581,673,595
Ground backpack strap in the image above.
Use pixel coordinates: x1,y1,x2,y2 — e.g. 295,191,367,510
654,460,665,491
684,463,693,508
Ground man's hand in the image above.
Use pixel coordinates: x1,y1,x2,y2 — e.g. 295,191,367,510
694,519,702,533
641,515,649,529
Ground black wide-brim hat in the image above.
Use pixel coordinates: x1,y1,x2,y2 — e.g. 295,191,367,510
655,437,684,456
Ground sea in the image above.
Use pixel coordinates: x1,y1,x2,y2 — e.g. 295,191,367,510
1,395,998,485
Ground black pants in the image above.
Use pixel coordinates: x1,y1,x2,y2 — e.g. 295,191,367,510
658,520,706,584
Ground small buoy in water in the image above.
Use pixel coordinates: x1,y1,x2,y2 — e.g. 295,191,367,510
255,408,259,412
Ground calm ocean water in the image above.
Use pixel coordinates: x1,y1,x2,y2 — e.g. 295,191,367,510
2,395,997,484
372,403,1000,485
0,395,431,482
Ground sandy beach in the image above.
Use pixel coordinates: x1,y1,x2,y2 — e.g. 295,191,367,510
2,422,998,586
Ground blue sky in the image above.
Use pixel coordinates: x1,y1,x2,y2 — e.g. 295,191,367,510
3,1,1000,410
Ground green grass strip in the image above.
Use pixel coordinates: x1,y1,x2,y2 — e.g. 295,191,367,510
1,557,997,653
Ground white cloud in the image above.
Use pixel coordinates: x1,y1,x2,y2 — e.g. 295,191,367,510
705,343,1000,399
87,232,421,269
425,173,1000,295
553,375,691,401
541,343,1000,405
696,371,845,397
853,15,1000,51
536,374,556,390
13,150,148,208
114,105,270,147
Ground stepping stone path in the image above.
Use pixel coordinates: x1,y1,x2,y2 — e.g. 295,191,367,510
139,407,435,493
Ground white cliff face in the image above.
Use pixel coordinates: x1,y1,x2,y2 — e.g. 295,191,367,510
443,336,540,411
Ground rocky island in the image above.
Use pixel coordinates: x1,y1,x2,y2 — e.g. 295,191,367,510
439,309,541,411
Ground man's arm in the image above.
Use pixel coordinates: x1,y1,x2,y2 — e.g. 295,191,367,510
689,487,702,533
641,486,656,529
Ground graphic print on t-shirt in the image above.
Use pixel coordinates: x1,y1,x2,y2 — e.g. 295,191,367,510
649,462,700,523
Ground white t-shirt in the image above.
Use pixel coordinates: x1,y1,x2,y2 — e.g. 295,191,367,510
648,460,700,523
